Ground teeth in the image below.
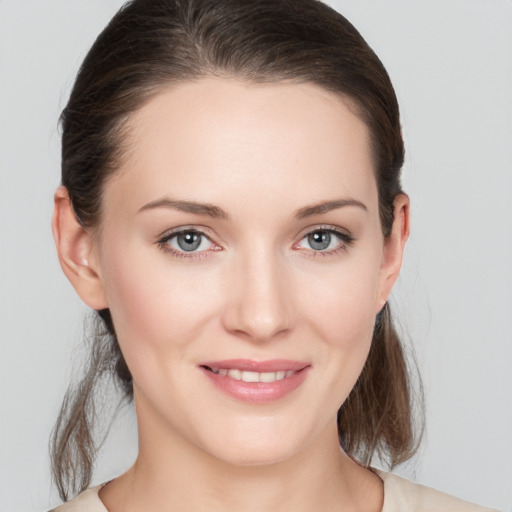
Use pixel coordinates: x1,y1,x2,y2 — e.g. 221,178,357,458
259,372,277,383
241,371,259,382
211,368,296,382
227,369,242,380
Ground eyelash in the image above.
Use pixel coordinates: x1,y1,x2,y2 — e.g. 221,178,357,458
156,225,355,260
157,226,218,260
294,225,355,258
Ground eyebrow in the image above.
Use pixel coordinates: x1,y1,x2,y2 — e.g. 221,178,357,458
138,197,367,220
138,198,230,219
294,198,367,219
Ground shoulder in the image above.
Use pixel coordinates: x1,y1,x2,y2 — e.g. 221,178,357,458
376,470,498,512
49,484,108,512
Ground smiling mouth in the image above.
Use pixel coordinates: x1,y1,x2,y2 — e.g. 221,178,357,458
202,366,297,383
199,360,310,402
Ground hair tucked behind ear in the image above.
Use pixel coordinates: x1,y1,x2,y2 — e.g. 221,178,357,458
52,0,424,501
50,310,132,501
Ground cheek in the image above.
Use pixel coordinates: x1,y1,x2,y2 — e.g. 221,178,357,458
313,284,377,371
300,256,381,342
295,250,382,390
98,241,221,362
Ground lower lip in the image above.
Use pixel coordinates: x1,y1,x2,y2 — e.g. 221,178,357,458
201,367,310,403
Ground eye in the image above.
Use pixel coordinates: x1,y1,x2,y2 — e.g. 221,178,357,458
158,229,216,256
295,227,354,254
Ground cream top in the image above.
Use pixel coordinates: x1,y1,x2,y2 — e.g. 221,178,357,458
51,470,497,511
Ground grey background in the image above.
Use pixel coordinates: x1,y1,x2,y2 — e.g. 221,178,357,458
1,1,511,510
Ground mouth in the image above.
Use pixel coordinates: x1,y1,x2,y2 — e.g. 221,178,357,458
201,366,298,383
199,359,310,403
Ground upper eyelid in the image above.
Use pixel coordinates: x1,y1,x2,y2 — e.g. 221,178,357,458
157,225,216,241
295,224,353,240
294,226,353,248
158,223,351,240
158,224,352,240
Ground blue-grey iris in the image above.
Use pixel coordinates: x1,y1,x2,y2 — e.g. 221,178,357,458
177,232,202,251
308,231,331,250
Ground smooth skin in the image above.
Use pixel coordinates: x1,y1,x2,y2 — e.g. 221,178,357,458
53,79,409,512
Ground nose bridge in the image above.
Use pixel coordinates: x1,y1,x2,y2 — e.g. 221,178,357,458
222,242,292,342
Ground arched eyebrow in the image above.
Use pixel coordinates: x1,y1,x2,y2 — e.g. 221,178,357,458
294,198,367,219
138,199,230,219
138,197,367,220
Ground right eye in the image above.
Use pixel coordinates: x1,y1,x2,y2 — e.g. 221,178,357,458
158,229,217,257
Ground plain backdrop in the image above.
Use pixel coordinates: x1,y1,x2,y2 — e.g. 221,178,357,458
1,1,511,511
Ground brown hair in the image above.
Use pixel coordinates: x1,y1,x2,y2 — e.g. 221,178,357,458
51,0,423,501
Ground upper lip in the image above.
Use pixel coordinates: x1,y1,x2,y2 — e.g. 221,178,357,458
200,359,310,372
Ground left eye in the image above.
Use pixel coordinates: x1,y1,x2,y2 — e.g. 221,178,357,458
297,229,344,252
165,231,213,253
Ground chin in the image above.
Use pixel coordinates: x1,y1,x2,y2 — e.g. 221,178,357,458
214,446,298,468
199,424,309,468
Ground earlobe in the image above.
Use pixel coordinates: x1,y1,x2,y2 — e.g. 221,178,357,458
52,186,108,310
376,194,410,312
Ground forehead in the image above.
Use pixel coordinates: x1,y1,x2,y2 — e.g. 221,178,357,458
106,78,378,219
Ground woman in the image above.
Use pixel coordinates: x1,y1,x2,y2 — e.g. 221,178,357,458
49,0,496,510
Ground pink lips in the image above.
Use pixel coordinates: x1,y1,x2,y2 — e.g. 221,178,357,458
199,359,310,403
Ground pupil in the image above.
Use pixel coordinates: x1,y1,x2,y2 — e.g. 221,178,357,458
177,232,201,251
308,231,331,251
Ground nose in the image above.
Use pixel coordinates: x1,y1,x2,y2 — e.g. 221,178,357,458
221,247,292,343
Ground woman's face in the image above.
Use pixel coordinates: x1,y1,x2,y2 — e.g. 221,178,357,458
84,79,406,466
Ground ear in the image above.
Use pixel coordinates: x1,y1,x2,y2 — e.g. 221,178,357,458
52,186,108,310
376,194,410,313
